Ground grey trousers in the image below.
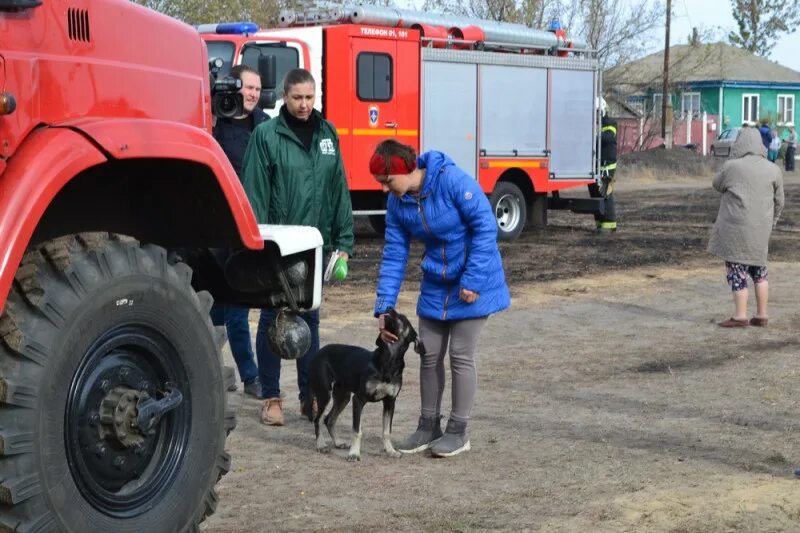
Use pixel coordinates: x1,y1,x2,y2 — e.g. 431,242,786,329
417,316,487,424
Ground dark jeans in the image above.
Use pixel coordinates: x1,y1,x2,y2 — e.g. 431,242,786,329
786,145,796,171
210,306,259,384
256,308,320,402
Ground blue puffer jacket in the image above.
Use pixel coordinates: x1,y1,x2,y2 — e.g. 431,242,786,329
374,151,511,321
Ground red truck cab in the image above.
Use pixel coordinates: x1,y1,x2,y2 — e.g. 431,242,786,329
0,1,322,529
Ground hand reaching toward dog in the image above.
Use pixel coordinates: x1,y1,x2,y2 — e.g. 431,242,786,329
377,314,398,343
460,288,479,303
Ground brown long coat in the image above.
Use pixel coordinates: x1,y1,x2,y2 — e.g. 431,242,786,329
707,127,784,266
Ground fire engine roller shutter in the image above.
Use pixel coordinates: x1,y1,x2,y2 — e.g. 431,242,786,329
421,61,478,178
479,65,547,158
549,69,595,178
421,48,598,181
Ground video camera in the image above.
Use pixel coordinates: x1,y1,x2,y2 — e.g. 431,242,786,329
209,57,244,119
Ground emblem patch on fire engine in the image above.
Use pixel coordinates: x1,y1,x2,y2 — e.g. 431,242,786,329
319,138,336,155
369,105,379,127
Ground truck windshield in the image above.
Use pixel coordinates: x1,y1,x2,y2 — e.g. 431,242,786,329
206,41,235,76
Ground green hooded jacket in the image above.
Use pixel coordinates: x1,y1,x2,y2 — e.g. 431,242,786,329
241,107,354,256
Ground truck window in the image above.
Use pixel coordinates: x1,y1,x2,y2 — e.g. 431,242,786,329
241,43,299,91
357,52,392,101
206,41,235,76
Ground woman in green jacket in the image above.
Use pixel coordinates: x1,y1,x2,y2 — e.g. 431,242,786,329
241,68,354,426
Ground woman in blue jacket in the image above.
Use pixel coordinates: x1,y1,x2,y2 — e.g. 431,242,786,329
370,139,510,457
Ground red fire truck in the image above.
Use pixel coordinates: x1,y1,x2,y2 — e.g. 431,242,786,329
201,5,604,240
1,0,322,529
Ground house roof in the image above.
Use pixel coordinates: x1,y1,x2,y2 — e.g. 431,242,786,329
606,95,641,119
605,42,800,90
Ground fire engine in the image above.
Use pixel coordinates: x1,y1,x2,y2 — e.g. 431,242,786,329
200,5,604,240
1,0,322,529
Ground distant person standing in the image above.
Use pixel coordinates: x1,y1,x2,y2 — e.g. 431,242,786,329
785,125,796,172
768,129,781,163
708,128,784,328
758,119,771,150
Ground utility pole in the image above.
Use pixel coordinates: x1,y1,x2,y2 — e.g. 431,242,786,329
661,0,673,148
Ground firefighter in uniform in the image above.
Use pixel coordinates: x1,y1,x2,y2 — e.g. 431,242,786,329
589,110,618,232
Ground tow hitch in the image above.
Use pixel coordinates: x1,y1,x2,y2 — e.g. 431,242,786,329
136,386,184,434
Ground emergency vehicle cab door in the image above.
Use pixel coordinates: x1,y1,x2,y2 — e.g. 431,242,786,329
352,33,420,181
351,36,399,175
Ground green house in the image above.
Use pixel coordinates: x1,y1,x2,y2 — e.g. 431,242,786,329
606,42,800,132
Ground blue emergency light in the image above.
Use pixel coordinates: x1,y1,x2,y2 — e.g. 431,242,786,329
196,22,259,34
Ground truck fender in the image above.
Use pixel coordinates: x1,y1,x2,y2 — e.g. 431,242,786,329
0,127,108,311
68,118,263,251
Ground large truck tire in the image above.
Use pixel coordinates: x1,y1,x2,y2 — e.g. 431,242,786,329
490,182,527,241
0,233,235,531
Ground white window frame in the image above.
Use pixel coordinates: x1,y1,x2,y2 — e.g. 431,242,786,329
777,94,794,125
628,100,644,116
742,93,759,124
681,92,701,120
652,93,672,118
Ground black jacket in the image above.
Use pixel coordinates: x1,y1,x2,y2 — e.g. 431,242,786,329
213,109,270,176
600,116,617,167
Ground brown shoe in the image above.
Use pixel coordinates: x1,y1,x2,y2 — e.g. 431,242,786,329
718,318,749,328
749,317,769,327
261,397,284,426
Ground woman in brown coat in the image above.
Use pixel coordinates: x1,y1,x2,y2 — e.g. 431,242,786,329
708,127,784,327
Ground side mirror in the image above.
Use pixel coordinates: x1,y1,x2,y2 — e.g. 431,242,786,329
259,54,277,91
259,89,277,110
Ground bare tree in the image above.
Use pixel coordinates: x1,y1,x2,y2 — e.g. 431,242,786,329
518,0,552,29
413,0,662,69
132,0,290,27
468,0,520,22
419,0,469,17
685,24,723,46
728,0,800,56
134,0,660,70
572,0,663,69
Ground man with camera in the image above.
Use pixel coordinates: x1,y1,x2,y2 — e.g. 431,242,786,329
210,64,270,397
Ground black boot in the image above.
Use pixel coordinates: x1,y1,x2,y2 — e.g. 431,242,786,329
430,419,470,457
396,415,443,454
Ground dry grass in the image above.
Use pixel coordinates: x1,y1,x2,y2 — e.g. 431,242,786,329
618,148,722,182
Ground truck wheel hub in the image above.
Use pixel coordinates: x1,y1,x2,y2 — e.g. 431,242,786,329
99,387,145,448
65,324,191,517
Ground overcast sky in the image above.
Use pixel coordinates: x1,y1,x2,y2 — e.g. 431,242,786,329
661,0,800,72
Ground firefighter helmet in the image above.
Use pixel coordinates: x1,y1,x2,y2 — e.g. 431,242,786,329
597,97,608,117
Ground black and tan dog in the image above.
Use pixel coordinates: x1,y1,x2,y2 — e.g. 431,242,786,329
308,308,424,461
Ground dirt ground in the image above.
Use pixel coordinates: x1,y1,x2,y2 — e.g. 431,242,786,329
202,169,800,532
